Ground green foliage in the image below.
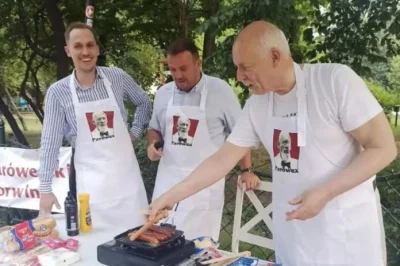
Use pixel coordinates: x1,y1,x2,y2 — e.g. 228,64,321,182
365,79,399,116
133,135,159,201
307,0,400,76
388,56,400,93
109,40,162,91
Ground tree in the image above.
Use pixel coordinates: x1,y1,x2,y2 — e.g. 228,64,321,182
307,0,400,76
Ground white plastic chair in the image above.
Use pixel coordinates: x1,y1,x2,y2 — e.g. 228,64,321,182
231,178,274,253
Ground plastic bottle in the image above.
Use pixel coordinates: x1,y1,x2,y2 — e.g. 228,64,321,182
78,193,92,233
64,192,79,236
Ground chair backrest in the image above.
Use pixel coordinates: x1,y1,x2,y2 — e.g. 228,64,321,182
231,179,274,253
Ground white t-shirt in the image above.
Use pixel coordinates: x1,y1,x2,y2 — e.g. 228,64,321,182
227,63,383,167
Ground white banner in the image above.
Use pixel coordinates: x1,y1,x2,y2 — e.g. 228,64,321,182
0,147,72,213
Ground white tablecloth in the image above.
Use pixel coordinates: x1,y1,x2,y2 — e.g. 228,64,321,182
54,214,126,266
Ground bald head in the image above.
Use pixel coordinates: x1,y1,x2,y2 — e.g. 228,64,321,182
232,20,295,96
234,21,291,57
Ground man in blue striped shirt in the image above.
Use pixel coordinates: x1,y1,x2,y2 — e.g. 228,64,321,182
38,22,151,229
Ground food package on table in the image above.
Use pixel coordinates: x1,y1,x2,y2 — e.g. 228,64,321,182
42,238,79,252
0,244,52,266
226,257,259,266
0,214,58,253
192,236,219,253
179,247,223,266
37,247,80,266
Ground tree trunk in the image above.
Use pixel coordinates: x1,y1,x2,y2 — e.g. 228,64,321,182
43,0,70,80
21,91,43,124
4,88,28,131
202,0,220,61
0,95,29,147
98,34,107,66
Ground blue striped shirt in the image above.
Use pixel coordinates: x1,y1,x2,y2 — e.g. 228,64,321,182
39,66,152,193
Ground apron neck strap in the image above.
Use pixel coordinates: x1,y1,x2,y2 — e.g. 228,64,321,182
70,67,117,106
267,62,307,146
168,75,208,111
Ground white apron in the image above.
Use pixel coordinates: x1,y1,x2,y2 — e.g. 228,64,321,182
151,77,225,240
70,69,148,231
261,63,384,266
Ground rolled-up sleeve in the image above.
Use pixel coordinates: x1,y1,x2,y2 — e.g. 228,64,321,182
38,89,66,193
121,70,152,137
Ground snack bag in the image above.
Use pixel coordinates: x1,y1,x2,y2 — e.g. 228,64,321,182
227,257,259,266
6,220,38,252
1,214,58,253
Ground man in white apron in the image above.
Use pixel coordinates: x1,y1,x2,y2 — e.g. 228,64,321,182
148,21,396,266
147,38,260,241
38,22,150,230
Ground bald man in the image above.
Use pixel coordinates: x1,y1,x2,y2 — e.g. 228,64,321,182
148,21,395,266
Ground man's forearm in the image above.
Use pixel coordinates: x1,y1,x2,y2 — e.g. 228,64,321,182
147,129,162,147
321,147,396,200
131,99,152,137
239,151,252,170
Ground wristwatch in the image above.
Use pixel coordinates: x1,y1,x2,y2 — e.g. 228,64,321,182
240,168,253,173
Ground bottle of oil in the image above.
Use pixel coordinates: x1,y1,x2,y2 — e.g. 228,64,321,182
78,193,92,233
65,191,79,236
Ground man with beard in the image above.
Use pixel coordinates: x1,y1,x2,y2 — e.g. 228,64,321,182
91,111,114,140
274,131,298,172
38,22,151,230
171,114,193,145
148,21,395,265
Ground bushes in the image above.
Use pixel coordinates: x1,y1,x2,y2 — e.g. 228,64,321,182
365,79,400,117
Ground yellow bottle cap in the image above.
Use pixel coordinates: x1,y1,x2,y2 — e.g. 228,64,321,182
78,193,90,201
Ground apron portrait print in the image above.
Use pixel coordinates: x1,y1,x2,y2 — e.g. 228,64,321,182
171,114,199,146
273,129,300,173
85,111,115,142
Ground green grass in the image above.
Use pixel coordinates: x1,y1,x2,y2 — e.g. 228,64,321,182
1,112,42,148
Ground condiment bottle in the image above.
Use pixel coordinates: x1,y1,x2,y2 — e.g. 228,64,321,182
78,193,92,233
65,191,79,236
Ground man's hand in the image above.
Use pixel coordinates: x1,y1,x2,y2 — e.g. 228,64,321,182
39,192,61,214
147,195,175,222
131,134,138,144
286,186,332,221
238,172,261,191
147,142,163,161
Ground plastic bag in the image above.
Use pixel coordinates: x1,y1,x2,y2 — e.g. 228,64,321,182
0,214,58,253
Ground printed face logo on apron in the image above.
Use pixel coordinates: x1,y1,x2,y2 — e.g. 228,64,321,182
273,129,300,173
171,114,199,146
85,111,115,142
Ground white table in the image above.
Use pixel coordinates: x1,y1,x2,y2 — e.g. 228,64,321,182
54,214,125,266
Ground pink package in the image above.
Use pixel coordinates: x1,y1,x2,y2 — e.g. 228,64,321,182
42,238,66,250
64,239,79,251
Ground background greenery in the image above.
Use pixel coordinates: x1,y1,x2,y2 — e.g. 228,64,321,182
0,0,400,264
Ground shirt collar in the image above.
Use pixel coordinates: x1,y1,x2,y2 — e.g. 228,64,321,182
175,72,206,93
72,67,102,89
